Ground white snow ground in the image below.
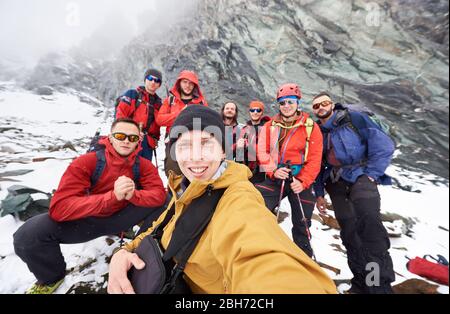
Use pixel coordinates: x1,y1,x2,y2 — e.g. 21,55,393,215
0,82,448,294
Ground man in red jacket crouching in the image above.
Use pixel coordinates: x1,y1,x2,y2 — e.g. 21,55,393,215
13,118,167,294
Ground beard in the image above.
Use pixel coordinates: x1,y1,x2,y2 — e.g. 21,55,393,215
181,90,193,98
318,108,334,119
225,113,236,119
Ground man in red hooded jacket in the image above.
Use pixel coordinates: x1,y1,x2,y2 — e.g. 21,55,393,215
156,70,208,176
13,118,167,294
255,84,323,258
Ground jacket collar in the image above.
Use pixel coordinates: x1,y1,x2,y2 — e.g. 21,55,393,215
167,162,251,206
99,137,141,165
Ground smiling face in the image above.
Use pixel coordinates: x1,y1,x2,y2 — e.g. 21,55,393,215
145,77,161,95
109,122,140,157
249,107,263,123
223,103,237,120
176,130,225,182
279,98,299,118
312,95,335,120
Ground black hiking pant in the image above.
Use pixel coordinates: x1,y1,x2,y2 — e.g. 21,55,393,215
325,175,395,294
13,205,165,286
255,179,315,258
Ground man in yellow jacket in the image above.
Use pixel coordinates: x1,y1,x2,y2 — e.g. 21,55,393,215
108,106,336,294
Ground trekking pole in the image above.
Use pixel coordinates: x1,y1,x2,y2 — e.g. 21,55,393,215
275,178,287,222
154,148,159,169
287,163,316,260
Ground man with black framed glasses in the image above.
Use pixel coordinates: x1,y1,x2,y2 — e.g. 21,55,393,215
115,68,164,162
13,118,167,294
235,101,271,183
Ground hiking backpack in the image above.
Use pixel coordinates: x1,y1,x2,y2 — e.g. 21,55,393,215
114,90,159,130
335,103,396,145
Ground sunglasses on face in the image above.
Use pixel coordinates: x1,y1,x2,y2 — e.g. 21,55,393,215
146,75,162,84
278,99,298,107
249,108,263,113
112,133,140,143
312,101,333,110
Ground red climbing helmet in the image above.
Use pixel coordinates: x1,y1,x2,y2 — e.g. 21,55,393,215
277,83,302,101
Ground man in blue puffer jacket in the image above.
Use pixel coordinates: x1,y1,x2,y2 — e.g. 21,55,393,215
312,92,396,294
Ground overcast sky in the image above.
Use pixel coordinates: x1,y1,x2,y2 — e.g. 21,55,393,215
0,0,162,66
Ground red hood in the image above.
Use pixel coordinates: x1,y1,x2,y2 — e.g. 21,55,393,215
170,70,204,101
98,137,141,164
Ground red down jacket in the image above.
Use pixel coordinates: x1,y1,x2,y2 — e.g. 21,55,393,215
49,138,167,222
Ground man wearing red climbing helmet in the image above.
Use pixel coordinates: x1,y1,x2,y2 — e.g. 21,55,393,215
255,83,323,258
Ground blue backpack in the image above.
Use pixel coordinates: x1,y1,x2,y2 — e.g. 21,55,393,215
335,103,396,145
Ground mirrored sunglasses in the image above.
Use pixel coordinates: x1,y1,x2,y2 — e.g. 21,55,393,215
112,133,140,143
146,75,162,84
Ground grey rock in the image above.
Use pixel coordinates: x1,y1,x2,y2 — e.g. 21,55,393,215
0,170,34,178
35,86,54,96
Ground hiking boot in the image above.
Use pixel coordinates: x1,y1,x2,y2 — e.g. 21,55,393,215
26,279,64,294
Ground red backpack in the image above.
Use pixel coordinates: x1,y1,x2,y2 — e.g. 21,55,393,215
407,255,449,286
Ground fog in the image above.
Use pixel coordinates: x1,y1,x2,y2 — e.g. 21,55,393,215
0,0,198,68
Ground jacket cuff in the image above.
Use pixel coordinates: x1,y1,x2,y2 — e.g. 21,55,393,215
103,191,121,208
365,171,380,182
128,192,141,206
297,176,311,189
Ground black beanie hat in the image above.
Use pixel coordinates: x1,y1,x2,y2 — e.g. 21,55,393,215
144,69,162,82
169,105,226,151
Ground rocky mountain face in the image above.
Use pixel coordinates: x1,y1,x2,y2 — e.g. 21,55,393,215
23,0,449,179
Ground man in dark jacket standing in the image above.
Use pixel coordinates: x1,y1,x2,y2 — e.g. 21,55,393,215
13,119,167,294
116,69,163,162
312,92,396,294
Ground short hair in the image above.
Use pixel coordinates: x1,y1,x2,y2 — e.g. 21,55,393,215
111,118,140,132
313,92,332,102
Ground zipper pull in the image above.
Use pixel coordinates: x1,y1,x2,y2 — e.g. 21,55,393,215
206,184,214,196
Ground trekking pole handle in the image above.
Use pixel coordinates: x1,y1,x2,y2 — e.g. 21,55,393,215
285,161,294,183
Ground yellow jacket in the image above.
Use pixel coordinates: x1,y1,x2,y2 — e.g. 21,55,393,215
125,162,337,294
